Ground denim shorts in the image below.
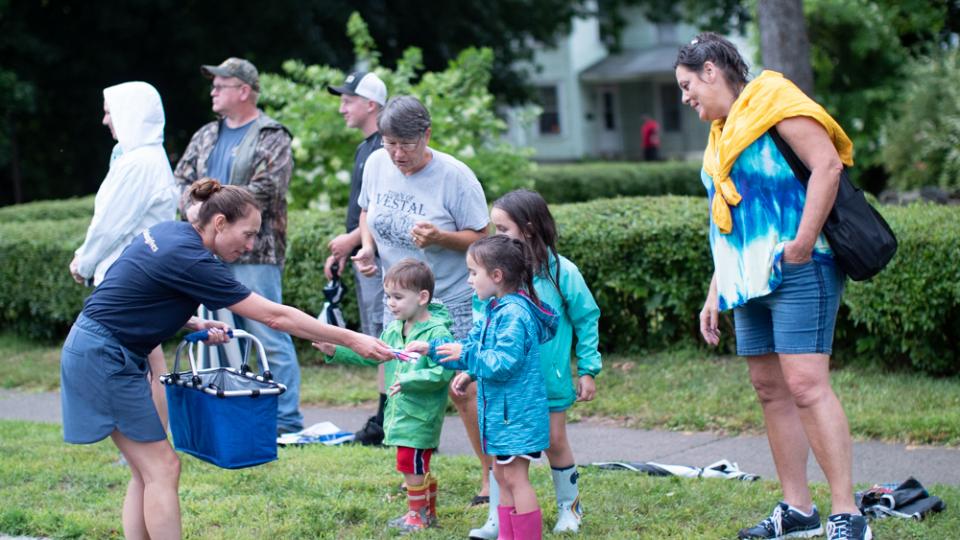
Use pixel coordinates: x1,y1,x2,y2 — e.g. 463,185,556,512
60,314,166,444
734,259,845,356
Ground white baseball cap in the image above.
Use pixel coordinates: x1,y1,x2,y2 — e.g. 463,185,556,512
327,71,387,106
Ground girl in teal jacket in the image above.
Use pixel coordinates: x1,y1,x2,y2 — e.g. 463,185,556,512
407,235,558,540
470,189,602,538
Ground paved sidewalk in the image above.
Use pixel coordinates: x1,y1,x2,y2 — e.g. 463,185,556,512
3,388,958,486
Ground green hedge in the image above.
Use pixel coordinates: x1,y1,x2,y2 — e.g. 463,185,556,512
1,197,957,375
836,203,960,375
531,161,704,204
0,196,95,224
0,217,91,339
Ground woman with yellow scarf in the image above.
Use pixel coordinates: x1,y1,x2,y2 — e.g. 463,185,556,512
675,33,871,540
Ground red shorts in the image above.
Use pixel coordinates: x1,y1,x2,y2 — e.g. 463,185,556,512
396,446,434,475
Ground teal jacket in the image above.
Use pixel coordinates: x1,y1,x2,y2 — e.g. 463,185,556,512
474,253,601,411
436,293,558,456
326,303,454,449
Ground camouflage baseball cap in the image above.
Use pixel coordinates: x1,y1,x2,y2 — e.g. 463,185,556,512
201,57,260,92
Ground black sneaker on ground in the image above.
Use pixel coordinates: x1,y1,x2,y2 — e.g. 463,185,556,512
738,502,824,539
352,415,384,446
826,514,872,540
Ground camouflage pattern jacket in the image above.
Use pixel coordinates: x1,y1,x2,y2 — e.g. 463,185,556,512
174,111,292,266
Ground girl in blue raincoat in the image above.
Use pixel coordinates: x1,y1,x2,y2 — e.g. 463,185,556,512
407,235,557,539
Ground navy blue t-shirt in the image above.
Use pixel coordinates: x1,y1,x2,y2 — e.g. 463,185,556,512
82,221,252,355
207,120,254,184
346,131,383,232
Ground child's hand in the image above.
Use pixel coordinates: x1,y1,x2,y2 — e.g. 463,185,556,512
404,341,430,355
388,381,402,397
576,374,596,402
451,372,472,397
435,342,463,363
311,341,336,357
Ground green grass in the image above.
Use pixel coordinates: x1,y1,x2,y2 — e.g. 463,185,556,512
4,333,960,445
0,333,63,391
1,421,956,539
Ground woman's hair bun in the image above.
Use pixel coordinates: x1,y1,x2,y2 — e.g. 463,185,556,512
189,178,223,202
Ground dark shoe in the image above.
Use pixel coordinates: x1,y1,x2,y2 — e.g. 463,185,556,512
739,502,824,539
469,494,490,507
826,514,872,540
353,415,384,446
277,425,301,436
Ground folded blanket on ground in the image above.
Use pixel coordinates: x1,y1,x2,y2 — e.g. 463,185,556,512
590,459,760,481
277,422,355,446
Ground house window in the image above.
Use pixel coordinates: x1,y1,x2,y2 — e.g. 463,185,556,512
660,83,681,132
603,91,616,130
538,85,561,135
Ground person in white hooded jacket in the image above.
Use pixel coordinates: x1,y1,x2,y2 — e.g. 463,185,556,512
69,81,178,427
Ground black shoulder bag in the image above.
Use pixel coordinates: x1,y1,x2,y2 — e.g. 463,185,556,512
767,128,898,281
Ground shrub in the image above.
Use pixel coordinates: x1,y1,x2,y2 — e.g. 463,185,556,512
882,50,960,192
838,203,960,375
0,195,94,223
0,217,90,340
283,209,361,329
532,161,705,204
1,197,957,376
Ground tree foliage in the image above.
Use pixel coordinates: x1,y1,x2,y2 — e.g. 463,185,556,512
0,0,583,206
805,0,960,189
597,0,750,50
882,50,960,191
259,13,534,210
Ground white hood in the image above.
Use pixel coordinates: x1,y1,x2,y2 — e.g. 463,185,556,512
75,82,177,284
103,81,165,153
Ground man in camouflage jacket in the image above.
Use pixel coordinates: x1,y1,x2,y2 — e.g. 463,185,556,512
174,57,302,433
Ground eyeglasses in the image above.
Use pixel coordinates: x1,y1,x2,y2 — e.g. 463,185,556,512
382,137,423,152
211,83,244,93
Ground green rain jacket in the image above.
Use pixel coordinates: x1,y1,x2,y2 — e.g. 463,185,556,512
326,303,454,449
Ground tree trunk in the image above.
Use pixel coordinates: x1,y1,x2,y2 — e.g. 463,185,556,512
757,0,814,96
11,123,23,204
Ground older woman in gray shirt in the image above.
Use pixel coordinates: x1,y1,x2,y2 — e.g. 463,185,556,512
353,95,493,505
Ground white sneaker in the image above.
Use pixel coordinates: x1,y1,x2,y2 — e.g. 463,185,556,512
468,516,498,540
553,496,583,533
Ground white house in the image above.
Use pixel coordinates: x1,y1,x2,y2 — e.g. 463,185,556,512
506,7,753,161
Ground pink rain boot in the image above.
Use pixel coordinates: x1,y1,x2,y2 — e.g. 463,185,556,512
510,508,543,540
496,505,515,540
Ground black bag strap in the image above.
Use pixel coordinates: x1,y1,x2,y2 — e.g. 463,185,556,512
767,126,814,187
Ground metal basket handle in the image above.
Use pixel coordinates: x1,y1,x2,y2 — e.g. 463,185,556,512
172,329,274,382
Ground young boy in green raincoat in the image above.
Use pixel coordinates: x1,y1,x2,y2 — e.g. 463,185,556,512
314,258,454,532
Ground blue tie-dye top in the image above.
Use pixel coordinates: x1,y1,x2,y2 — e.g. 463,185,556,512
702,132,835,311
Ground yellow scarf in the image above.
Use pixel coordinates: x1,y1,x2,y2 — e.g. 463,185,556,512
704,70,854,234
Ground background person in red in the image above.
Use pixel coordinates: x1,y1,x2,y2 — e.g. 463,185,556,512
641,115,661,161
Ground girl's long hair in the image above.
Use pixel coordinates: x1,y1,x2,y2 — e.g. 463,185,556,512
467,235,540,307
492,189,562,296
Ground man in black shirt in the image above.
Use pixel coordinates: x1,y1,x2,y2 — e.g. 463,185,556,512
327,71,389,444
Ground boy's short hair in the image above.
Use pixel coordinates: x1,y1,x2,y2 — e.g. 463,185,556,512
383,258,435,301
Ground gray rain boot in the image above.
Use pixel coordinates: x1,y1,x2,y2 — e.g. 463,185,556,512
469,469,499,539
551,465,583,533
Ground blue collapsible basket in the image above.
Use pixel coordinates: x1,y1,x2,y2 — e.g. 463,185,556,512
161,329,286,469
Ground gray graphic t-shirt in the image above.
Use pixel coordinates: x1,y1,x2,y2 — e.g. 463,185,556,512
359,148,489,304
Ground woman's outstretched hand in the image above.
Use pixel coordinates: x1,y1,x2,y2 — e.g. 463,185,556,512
353,334,394,361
